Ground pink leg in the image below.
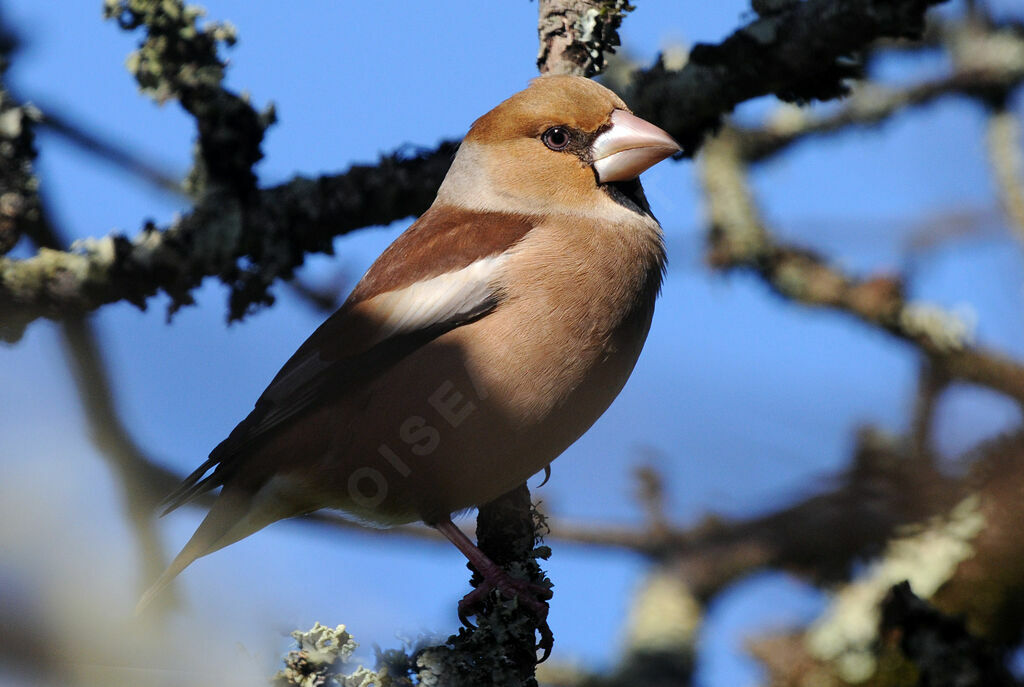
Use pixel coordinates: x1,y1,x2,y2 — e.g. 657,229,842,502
433,518,553,660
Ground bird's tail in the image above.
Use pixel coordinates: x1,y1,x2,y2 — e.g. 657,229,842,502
136,483,299,614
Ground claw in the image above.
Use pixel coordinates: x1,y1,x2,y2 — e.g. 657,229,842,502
456,566,553,660
433,517,555,661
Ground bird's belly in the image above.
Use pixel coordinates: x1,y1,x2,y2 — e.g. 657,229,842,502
312,304,652,526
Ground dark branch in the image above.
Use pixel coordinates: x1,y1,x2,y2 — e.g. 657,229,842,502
626,0,948,155
881,582,1019,686
0,142,458,341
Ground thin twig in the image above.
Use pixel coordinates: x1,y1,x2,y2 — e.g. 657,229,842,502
909,360,949,464
985,107,1024,244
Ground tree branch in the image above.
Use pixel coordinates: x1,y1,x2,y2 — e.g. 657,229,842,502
0,0,956,338
749,429,1024,686
537,0,634,77
102,0,273,198
985,106,1024,245
626,0,948,155
0,142,458,342
733,18,1024,161
699,127,1024,406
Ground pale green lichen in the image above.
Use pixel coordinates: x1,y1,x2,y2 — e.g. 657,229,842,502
414,648,449,686
898,302,976,353
622,569,702,654
103,0,237,103
806,495,986,683
763,102,811,137
951,24,1024,76
273,622,390,687
660,42,690,72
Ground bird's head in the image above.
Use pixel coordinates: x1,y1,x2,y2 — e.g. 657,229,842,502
437,75,680,216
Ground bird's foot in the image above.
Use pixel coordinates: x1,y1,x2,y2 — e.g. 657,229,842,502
457,568,554,661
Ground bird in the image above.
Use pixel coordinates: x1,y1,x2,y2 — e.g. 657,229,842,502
140,75,680,645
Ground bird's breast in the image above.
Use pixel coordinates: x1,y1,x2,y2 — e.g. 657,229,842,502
312,214,664,524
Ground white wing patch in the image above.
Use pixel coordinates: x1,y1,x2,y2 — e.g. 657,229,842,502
365,253,509,344
254,253,508,412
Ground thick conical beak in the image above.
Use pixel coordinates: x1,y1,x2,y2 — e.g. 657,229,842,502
591,109,681,183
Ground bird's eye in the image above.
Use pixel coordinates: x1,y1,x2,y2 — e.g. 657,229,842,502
542,126,571,151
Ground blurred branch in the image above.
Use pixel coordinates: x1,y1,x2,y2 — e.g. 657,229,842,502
1,0,953,339
633,463,670,540
57,317,179,589
29,213,180,603
749,429,1024,685
300,430,958,604
285,268,352,315
738,71,1022,162
670,431,958,599
909,361,949,463
700,127,1024,406
985,106,1024,244
35,105,183,194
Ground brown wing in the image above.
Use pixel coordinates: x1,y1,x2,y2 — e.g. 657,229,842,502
160,206,536,514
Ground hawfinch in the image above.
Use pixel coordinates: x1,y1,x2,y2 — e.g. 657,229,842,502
141,76,680,629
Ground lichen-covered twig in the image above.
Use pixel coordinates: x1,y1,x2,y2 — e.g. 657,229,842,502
536,0,634,77
0,142,458,342
102,0,274,198
428,486,554,686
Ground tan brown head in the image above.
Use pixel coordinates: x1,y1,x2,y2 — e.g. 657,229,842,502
437,75,680,216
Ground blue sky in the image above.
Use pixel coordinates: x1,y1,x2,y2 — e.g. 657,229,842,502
2,1,1022,685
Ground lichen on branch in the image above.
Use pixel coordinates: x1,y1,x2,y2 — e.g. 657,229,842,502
537,0,634,77
103,0,274,197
